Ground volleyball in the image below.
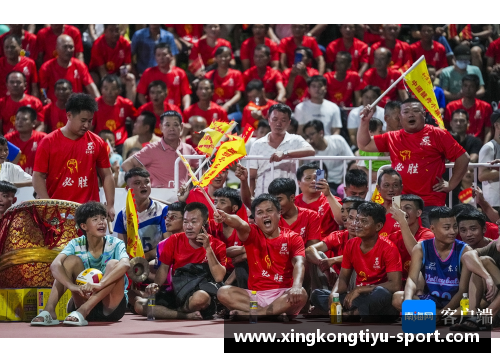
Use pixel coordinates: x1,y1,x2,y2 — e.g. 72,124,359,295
75,268,103,285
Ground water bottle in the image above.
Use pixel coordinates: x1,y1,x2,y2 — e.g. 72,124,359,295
147,293,156,321
249,291,258,324
460,293,469,316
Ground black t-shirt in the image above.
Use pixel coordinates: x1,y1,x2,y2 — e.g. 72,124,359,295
458,135,483,156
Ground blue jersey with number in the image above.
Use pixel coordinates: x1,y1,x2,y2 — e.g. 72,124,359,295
421,238,467,301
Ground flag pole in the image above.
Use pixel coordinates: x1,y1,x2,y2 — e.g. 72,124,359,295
369,55,426,108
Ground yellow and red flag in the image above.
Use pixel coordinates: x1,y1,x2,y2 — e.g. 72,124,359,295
460,24,473,40
176,150,200,185
371,188,384,205
125,189,145,258
196,120,234,156
188,53,205,75
458,188,473,204
241,124,255,143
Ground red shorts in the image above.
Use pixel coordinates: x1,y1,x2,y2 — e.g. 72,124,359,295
245,288,302,315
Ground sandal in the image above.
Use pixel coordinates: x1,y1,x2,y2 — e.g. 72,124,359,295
63,311,88,326
31,311,60,326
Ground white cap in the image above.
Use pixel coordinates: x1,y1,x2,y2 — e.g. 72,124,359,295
463,293,468,298
332,293,339,297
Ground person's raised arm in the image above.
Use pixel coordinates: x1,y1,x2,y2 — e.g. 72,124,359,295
390,206,418,254
275,81,286,103
235,163,252,209
123,73,137,103
213,210,251,242
473,186,499,222
316,55,325,75
404,243,423,301
32,171,50,199
280,53,288,72
315,178,343,224
198,229,226,282
357,106,379,152
97,167,116,221
249,168,257,196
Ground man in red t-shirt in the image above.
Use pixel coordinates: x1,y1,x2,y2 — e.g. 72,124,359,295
240,24,279,71
182,79,228,128
410,25,448,73
326,24,369,77
39,35,100,104
444,74,492,143
216,194,308,318
43,79,72,133
140,202,227,320
279,24,324,74
36,24,84,65
33,93,115,220
137,43,191,109
369,25,413,72
188,24,233,68
323,51,362,107
0,24,37,60
376,168,403,238
5,106,46,175
358,98,469,227
241,79,278,130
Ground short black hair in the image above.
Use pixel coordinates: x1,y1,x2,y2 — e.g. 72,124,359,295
307,75,327,87
303,119,324,134
362,85,381,97
401,194,424,211
357,202,386,225
254,44,270,57
169,201,186,213
101,74,121,89
384,100,401,113
148,80,167,93
251,193,280,216
451,109,469,121
124,167,150,183
6,70,26,83
66,93,98,115
126,147,141,158
257,120,270,130
0,136,7,146
369,118,384,133
342,196,366,210
429,206,455,225
268,177,296,198
139,111,157,133
184,202,209,222
55,78,73,90
268,103,292,120
198,78,214,91
154,42,172,54
377,168,402,186
75,201,107,235
3,34,22,47
289,116,298,133
246,79,264,93
98,129,114,139
345,169,368,188
337,51,352,63
401,97,422,107
295,46,313,60
462,74,480,90
16,106,37,122
452,203,477,217
456,210,486,229
213,187,243,210
296,162,320,181
0,180,17,195
160,110,182,125
214,46,231,57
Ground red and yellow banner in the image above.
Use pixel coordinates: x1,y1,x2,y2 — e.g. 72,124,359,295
458,188,473,204
196,120,234,156
176,150,200,185
126,189,145,258
241,124,255,143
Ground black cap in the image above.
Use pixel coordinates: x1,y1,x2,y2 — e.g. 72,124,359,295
454,45,471,60
491,109,500,125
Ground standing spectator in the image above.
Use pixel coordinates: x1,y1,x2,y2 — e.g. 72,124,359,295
323,52,362,108
485,36,500,103
0,24,37,60
242,44,285,102
240,24,279,70
131,24,178,76
325,24,368,77
445,75,492,144
478,110,500,211
39,35,99,104
294,75,342,135
369,24,412,72
183,79,228,128
241,80,277,130
362,47,408,108
188,24,232,69
279,24,325,74
409,25,448,73
448,109,482,163
137,43,191,109
36,25,84,64
0,35,38,98
43,79,72,133
357,118,391,180
121,111,160,159
0,71,43,135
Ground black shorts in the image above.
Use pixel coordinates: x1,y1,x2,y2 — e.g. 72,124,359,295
155,290,216,320
86,296,127,322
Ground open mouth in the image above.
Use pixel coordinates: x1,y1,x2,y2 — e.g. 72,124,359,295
140,189,148,194
263,220,272,227
97,226,106,233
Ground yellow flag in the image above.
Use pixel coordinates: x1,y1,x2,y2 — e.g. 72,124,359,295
199,135,247,187
196,120,234,156
371,187,384,205
125,189,145,258
404,58,445,129
176,150,200,185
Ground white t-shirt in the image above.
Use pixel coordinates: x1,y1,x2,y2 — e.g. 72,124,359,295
479,141,500,207
347,105,386,131
0,162,32,184
293,99,342,135
315,135,354,184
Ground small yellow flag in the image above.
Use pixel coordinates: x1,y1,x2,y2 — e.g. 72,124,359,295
371,187,384,205
176,150,200,185
196,120,234,156
125,189,145,258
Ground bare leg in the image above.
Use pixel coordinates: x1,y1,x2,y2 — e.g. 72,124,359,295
217,285,251,312
181,290,211,313
392,291,404,311
258,288,308,317
134,297,202,320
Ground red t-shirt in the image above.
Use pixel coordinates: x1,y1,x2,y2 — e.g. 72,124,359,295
486,38,500,64
244,224,305,291
322,229,350,274
378,217,401,238
137,66,192,108
188,38,233,66
182,102,228,126
43,103,67,132
204,69,244,106
136,102,182,137
185,187,248,222
369,39,413,71
93,96,137,146
410,41,448,70
363,30,383,46
39,58,93,103
4,130,47,175
0,56,38,97
166,24,204,44
241,99,278,130
0,31,37,60
294,193,341,238
89,35,131,74
36,25,84,63
374,125,466,206
323,70,363,107
207,219,239,272
325,38,369,71
278,206,321,245
0,94,44,135
240,37,280,67
444,99,493,139
361,67,405,107
159,232,227,273
282,67,319,110
341,236,402,286
242,66,283,98
279,36,323,68
33,129,111,203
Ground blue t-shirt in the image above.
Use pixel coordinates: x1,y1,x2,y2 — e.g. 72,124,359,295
7,141,20,162
131,28,179,74
434,86,446,109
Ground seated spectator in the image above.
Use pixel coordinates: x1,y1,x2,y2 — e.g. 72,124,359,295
131,24,178,76
36,24,84,64
121,111,160,159
376,168,403,237
362,47,408,108
347,86,385,148
445,74,492,144
486,35,500,103
242,120,270,164
0,71,44,134
448,109,482,163
283,46,319,110
43,79,72,133
410,25,448,73
240,24,280,71
279,24,324,74
121,110,197,188
185,81,228,134
302,120,353,191
440,45,485,102
166,24,204,48
185,116,207,148
39,35,99,104
0,138,31,187
362,24,383,46
323,52,362,108
384,100,402,132
0,34,38,98
0,181,19,217
288,117,298,134
427,65,445,114
357,118,391,179
137,43,191,109
369,24,412,72
137,80,182,136
241,80,277,130
478,110,500,211
242,45,285,102
453,202,499,240
0,24,37,60
31,201,130,326
295,75,342,136
188,24,233,69
98,130,123,168
343,169,369,199
326,24,368,77
164,201,186,239
457,211,493,249
93,75,137,154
